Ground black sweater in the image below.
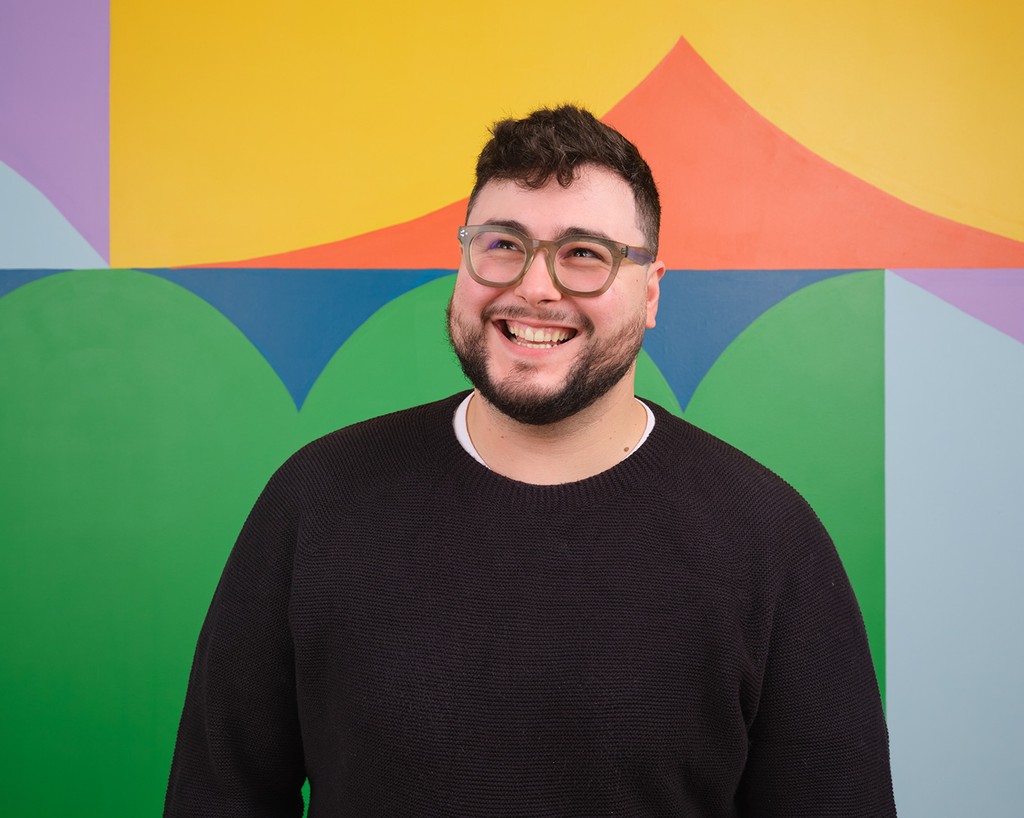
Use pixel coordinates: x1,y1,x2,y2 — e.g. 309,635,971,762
165,393,895,816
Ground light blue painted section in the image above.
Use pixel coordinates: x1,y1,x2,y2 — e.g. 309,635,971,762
886,272,1024,816
0,161,105,269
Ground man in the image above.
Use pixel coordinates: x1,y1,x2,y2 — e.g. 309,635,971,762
166,106,895,816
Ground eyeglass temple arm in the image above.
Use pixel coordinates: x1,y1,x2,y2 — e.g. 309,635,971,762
623,246,655,265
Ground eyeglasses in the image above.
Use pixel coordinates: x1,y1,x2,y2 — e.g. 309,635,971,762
457,224,655,297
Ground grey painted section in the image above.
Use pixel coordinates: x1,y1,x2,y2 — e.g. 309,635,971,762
886,272,1024,816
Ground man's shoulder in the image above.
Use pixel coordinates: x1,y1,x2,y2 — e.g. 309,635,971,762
641,399,816,520
640,399,836,573
275,392,467,492
642,399,774,476
310,392,463,452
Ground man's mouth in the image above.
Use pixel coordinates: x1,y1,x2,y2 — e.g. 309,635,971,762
501,320,577,349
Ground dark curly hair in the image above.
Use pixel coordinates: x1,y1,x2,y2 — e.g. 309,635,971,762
467,105,661,254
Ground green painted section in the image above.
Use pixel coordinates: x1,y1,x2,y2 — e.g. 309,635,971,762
684,270,886,699
0,270,299,815
298,274,471,436
637,347,685,415
0,269,678,816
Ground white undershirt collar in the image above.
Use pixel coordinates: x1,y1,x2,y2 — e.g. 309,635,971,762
452,392,656,469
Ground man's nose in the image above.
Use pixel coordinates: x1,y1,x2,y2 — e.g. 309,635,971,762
512,249,562,305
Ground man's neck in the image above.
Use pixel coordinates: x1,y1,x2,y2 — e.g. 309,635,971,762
465,381,649,485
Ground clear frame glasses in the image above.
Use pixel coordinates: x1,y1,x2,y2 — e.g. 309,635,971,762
457,224,655,297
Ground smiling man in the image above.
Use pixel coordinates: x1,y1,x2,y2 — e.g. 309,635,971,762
448,152,663,483
166,106,895,816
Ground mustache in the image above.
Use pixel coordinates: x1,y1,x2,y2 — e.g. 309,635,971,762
480,304,595,334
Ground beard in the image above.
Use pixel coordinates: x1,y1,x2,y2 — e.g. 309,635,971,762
446,300,647,426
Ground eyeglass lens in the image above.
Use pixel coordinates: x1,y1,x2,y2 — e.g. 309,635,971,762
468,229,614,293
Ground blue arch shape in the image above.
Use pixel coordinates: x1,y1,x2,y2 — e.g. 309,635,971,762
0,269,66,300
643,269,861,411
2,266,864,414
150,268,453,409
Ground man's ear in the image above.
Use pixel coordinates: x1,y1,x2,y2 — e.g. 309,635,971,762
645,261,666,329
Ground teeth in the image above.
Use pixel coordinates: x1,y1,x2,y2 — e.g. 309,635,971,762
507,321,572,347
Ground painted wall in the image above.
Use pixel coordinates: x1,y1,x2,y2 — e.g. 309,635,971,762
1,2,1022,815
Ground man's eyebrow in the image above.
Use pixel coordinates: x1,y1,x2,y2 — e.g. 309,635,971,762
481,219,614,242
483,219,530,234
557,225,614,242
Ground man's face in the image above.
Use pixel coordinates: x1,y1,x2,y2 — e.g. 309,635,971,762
447,164,664,425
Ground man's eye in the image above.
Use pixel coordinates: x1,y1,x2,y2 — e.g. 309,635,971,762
480,234,524,252
561,243,611,264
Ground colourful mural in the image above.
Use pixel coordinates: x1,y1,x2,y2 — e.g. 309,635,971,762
1,2,1022,816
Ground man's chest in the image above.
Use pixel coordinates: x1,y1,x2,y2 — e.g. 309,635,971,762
287,504,761,807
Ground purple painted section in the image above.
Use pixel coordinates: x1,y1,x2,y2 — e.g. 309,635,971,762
893,269,1024,345
0,0,109,262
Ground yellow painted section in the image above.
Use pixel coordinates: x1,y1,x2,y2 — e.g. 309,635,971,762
110,0,682,266
680,0,1024,242
111,1,1024,266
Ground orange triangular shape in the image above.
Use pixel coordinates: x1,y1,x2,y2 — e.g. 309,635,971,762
604,38,1024,268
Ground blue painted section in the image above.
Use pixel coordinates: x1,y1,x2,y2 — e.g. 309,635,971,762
0,162,106,269
3,265,857,414
149,268,454,409
0,270,64,300
886,272,1024,816
644,269,856,410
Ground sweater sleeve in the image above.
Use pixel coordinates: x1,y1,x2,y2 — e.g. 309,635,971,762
736,508,896,816
164,463,307,818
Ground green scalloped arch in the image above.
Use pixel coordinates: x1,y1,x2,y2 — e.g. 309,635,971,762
685,270,886,697
300,274,681,438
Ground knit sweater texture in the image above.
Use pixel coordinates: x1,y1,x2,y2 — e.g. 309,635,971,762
165,393,895,817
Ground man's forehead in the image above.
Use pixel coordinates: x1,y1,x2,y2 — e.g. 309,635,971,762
477,218,619,243
468,167,642,238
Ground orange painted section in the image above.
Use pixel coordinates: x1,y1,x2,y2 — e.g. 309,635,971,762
200,199,467,269
200,37,1024,271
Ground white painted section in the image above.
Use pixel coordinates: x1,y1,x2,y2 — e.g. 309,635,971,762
886,271,1024,816
0,161,106,269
